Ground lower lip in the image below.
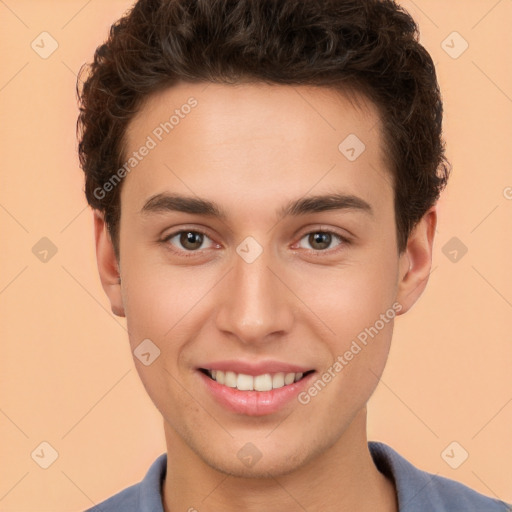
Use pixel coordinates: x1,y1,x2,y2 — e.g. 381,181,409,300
198,371,315,416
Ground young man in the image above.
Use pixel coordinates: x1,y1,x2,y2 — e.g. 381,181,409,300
77,0,510,510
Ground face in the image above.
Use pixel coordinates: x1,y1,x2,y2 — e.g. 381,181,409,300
95,81,434,477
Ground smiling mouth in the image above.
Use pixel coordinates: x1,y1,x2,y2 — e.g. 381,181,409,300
199,368,315,392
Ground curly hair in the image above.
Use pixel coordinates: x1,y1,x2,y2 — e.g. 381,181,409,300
76,0,450,256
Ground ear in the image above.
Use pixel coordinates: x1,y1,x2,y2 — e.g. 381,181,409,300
93,210,125,317
395,206,437,315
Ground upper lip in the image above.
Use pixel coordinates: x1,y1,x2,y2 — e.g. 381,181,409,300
198,360,314,376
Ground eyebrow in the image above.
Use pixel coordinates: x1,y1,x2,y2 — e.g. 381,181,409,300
140,192,373,219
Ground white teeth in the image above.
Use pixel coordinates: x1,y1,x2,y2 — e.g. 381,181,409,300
284,373,296,385
237,373,254,391
272,372,285,389
254,374,273,391
224,371,237,388
208,369,307,391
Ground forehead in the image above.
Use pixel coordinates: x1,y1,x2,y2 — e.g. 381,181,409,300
126,80,383,150
121,81,392,213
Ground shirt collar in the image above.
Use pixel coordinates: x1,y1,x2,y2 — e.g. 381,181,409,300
139,441,439,511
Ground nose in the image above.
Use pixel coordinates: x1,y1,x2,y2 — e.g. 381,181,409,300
215,247,294,345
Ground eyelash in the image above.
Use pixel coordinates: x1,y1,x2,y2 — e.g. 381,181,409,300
161,227,350,258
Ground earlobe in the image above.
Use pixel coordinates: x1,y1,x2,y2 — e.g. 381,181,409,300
93,210,126,317
396,206,437,315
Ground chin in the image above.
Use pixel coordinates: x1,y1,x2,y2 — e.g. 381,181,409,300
207,452,306,479
197,435,325,480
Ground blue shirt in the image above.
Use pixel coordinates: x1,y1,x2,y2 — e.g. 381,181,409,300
85,441,511,511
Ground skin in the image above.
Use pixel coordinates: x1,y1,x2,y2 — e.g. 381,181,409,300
94,81,436,511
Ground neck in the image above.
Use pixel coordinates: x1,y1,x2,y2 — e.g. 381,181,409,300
162,408,397,512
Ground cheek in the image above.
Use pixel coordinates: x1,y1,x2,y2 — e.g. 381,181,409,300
295,255,399,341
120,257,218,351
292,243,399,401
299,315,395,427
119,261,207,416
121,273,174,344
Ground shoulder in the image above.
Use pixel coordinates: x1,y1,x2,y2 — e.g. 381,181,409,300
369,441,511,512
84,453,167,512
85,482,140,511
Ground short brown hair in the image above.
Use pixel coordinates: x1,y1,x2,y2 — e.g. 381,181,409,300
76,0,450,256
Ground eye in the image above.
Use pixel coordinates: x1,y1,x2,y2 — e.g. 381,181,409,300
163,230,216,253
297,230,347,252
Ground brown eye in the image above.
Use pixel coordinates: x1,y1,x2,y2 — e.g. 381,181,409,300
179,231,204,250
294,229,351,255
298,231,343,251
165,230,214,252
308,232,332,250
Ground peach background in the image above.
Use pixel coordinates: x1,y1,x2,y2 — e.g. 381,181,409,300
0,0,511,509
